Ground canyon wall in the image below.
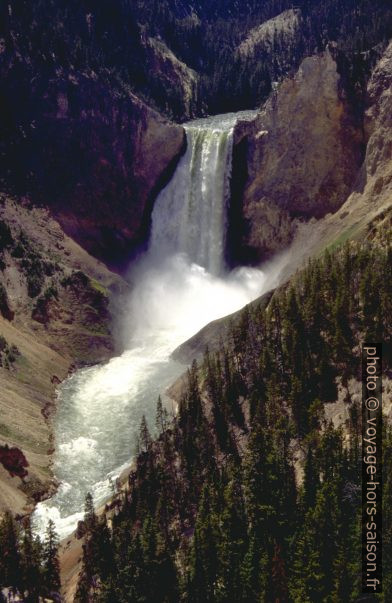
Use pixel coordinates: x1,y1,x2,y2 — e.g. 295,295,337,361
238,49,364,262
0,196,127,516
0,65,184,264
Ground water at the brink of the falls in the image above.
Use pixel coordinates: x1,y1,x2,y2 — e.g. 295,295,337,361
33,110,288,539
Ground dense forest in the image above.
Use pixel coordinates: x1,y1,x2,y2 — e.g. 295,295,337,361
1,0,392,121
0,516,60,601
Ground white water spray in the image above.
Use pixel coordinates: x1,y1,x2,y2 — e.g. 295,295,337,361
33,110,286,539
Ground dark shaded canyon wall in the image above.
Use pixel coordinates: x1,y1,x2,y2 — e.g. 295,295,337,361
0,65,185,266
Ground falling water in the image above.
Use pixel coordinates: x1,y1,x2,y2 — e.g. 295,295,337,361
150,126,233,274
33,110,286,539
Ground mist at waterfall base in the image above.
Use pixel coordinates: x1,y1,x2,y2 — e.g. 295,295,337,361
33,112,288,539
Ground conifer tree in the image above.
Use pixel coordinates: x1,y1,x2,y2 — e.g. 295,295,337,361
302,447,319,510
155,395,168,436
188,484,220,603
217,476,247,602
42,519,60,596
240,535,268,603
139,414,152,452
21,518,42,603
0,511,21,595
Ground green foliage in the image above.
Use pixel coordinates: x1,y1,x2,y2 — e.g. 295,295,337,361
7,230,49,298
42,519,61,596
0,513,60,599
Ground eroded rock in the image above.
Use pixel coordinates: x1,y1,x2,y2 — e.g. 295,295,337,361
241,49,364,261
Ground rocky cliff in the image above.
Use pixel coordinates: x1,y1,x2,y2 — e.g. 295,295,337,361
284,38,392,269
1,1,389,270
237,8,302,59
0,0,390,524
144,36,199,119
0,62,184,265
362,39,392,210
47,82,185,265
0,195,127,516
1,2,188,266
239,49,364,262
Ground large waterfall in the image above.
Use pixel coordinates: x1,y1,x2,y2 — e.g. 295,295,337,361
150,123,234,274
33,111,286,539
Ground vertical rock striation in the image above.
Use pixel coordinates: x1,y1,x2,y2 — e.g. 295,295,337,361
240,50,364,262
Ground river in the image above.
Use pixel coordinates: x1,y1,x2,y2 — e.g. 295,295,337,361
33,110,286,539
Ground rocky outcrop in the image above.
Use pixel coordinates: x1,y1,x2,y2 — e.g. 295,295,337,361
281,39,392,271
179,42,392,370
49,80,185,265
237,9,302,58
0,196,127,516
145,37,199,119
240,49,364,262
362,40,392,202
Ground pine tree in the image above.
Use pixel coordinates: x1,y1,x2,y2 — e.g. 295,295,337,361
240,534,268,602
77,492,113,600
84,491,97,532
188,483,220,603
42,519,60,596
302,447,319,510
0,511,21,595
216,475,247,602
155,395,168,436
139,414,152,452
20,518,42,603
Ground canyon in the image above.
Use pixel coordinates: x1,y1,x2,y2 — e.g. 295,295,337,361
0,3,391,599
0,36,391,529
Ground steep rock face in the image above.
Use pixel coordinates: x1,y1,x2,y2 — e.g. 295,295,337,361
283,39,392,270
362,40,392,199
145,37,199,119
0,195,127,516
237,9,302,58
241,49,364,262
0,61,185,265
50,80,185,265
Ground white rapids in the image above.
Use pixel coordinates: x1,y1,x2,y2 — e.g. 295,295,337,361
33,110,286,539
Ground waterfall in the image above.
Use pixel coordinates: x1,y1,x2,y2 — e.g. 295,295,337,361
150,124,234,275
32,110,287,540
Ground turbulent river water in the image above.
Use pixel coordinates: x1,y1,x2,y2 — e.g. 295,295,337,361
33,111,287,539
